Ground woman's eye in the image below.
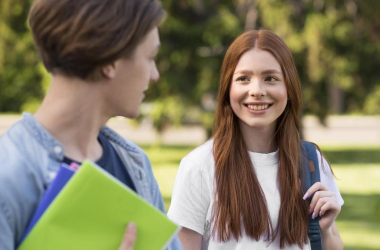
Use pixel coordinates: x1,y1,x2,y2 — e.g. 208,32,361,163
237,76,249,81
265,76,278,82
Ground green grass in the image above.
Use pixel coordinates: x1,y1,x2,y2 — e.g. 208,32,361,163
323,148,380,164
140,144,380,250
332,163,380,250
141,145,194,200
333,164,380,194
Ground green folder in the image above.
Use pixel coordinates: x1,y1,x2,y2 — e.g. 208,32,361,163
18,160,180,250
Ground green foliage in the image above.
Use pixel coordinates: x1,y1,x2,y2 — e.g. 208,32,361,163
145,96,185,133
364,85,380,115
0,0,45,112
22,64,51,113
144,0,246,132
201,111,214,138
256,0,380,119
1,0,380,130
143,0,380,132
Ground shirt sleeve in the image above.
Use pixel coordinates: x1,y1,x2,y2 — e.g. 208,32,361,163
168,157,211,235
0,184,15,250
316,150,344,206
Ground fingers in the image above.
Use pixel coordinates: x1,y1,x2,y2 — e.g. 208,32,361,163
319,199,341,217
302,182,340,219
310,196,340,219
118,223,137,250
317,200,341,231
308,190,336,213
302,182,329,200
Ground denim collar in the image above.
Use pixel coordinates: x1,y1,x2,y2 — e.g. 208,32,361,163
20,112,140,161
21,112,65,161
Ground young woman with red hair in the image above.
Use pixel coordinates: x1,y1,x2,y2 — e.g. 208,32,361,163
168,30,344,249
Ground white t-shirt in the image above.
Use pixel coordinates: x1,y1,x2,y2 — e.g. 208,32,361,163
168,140,344,250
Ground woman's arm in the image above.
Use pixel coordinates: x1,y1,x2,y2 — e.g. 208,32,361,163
321,221,343,250
178,227,202,250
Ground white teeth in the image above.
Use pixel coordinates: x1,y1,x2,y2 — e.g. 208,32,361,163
247,104,269,110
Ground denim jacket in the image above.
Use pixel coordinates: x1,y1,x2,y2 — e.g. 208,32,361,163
0,113,182,250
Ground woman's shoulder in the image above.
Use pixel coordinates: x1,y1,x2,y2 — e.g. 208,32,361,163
181,139,215,170
183,139,214,161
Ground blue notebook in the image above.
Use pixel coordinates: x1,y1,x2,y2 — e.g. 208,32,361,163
19,163,76,244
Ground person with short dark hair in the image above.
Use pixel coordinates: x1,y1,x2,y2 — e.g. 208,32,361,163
0,0,182,249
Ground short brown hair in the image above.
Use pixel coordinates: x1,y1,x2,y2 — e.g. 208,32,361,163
29,0,165,81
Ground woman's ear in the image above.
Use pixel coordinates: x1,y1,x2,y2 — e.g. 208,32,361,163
102,63,117,79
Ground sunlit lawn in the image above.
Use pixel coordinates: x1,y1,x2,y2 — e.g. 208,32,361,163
321,147,380,249
140,144,380,250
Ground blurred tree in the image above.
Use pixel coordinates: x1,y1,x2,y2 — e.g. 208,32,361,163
146,0,247,137
0,0,44,112
257,0,380,121
146,0,380,133
1,0,379,134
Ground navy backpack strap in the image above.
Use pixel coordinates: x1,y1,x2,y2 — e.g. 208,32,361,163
301,141,322,250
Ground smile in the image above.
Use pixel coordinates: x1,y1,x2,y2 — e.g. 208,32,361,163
244,104,273,111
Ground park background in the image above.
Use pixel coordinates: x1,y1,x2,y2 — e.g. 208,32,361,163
0,0,379,249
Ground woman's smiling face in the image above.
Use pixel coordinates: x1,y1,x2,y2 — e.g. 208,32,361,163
229,48,288,132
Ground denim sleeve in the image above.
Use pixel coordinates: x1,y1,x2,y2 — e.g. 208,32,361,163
0,128,46,250
0,136,16,250
141,153,183,250
0,186,15,250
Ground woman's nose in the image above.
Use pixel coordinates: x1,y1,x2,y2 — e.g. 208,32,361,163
248,80,266,97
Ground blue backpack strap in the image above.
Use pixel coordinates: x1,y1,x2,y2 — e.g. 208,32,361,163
301,141,322,250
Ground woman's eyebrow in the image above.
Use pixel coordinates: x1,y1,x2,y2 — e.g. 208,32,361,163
233,69,254,75
233,69,282,75
261,69,282,75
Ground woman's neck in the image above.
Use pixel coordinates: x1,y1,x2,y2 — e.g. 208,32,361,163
238,120,278,153
34,75,108,162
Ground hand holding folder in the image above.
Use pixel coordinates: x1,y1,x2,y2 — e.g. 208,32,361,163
18,160,180,250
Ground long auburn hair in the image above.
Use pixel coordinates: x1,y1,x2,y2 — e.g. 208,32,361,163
212,29,309,248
